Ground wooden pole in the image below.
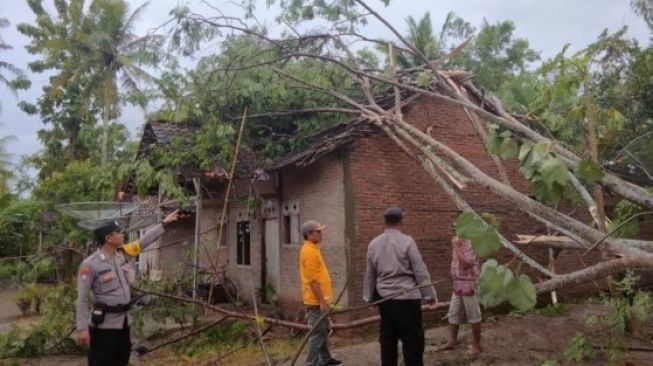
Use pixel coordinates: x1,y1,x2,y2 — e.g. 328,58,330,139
193,178,202,299
207,108,248,307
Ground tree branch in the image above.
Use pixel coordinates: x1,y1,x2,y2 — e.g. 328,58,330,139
225,107,360,119
388,116,653,259
271,67,375,115
379,122,554,276
535,256,653,294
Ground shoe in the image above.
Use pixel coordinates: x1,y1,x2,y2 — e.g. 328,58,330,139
321,358,343,366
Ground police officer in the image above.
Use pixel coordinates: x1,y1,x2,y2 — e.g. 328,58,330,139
76,210,180,366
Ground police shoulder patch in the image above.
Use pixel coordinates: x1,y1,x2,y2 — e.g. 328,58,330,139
79,266,92,282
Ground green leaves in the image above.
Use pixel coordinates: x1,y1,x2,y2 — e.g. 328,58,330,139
479,259,512,307
517,139,574,203
486,125,502,155
576,160,605,184
455,211,485,237
486,125,519,161
505,274,537,311
134,160,156,194
471,229,502,258
479,260,537,311
565,333,595,362
455,211,502,257
499,138,519,160
415,70,434,88
539,157,569,187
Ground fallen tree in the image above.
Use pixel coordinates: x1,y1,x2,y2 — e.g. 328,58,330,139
167,0,653,308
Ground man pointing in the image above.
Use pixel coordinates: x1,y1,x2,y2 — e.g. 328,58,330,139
76,210,180,366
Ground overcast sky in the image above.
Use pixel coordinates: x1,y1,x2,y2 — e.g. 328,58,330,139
0,0,649,172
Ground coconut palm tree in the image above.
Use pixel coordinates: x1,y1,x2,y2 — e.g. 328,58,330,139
377,12,474,68
0,15,30,95
83,0,163,167
19,0,163,167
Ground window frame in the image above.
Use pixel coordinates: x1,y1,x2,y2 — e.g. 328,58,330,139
281,199,301,247
235,210,251,266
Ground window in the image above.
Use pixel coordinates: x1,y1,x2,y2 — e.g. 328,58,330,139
236,221,251,266
282,200,301,245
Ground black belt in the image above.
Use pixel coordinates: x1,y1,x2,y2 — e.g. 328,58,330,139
97,303,131,313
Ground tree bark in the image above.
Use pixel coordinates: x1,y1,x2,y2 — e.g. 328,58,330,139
379,122,554,276
464,106,512,186
388,116,653,260
535,256,653,294
583,77,608,233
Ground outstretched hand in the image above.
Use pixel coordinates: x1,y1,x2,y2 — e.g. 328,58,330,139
163,209,180,225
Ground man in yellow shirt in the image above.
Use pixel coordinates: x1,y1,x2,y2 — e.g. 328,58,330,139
299,220,342,366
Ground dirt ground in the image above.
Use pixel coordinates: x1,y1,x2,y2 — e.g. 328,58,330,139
0,286,22,332
2,300,653,366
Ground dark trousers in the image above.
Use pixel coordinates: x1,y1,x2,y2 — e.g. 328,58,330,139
378,299,424,366
88,318,131,366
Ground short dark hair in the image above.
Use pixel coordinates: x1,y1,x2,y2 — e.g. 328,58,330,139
383,206,403,225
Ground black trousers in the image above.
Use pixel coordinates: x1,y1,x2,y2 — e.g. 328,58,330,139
88,318,131,366
378,299,424,366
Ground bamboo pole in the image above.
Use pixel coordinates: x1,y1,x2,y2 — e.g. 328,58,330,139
206,108,248,306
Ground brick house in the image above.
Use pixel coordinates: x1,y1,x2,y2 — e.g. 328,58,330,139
126,90,644,317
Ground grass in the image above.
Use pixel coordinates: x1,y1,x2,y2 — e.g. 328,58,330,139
137,337,302,366
531,303,571,317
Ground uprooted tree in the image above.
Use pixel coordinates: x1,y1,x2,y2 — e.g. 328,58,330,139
161,0,653,313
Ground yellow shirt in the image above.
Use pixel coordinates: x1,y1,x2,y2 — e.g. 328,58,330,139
299,240,333,305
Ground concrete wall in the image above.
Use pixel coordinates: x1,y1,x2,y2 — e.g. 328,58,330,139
276,152,348,311
158,218,196,279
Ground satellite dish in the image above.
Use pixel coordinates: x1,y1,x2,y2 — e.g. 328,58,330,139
56,201,147,232
57,200,194,233
77,214,159,232
55,201,139,221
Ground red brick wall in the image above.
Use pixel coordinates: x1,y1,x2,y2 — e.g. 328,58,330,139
346,95,600,308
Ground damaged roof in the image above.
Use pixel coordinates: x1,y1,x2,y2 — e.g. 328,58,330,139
136,120,258,179
274,119,375,168
134,71,485,176
274,70,478,169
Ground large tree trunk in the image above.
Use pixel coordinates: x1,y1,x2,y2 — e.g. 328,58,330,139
388,116,653,260
535,256,653,294
379,122,554,276
583,76,615,294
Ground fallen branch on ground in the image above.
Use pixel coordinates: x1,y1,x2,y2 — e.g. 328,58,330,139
205,325,273,365
250,284,272,365
135,316,229,355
